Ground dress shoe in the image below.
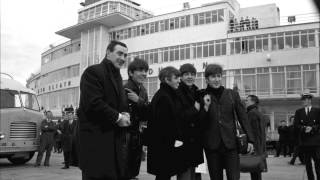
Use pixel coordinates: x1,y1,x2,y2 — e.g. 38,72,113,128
34,164,40,167
61,166,69,169
44,164,50,167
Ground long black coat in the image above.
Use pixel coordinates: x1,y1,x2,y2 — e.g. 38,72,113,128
39,120,56,148
294,107,320,147
61,120,77,152
78,58,127,179
147,83,187,176
176,82,203,167
247,105,267,171
199,87,254,150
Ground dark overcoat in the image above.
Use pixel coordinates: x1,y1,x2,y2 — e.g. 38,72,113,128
61,120,77,152
39,120,56,149
247,105,267,171
294,107,320,147
147,83,187,176
78,58,127,179
199,87,254,151
176,82,203,167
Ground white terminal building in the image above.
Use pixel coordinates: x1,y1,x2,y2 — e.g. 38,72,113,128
27,0,320,143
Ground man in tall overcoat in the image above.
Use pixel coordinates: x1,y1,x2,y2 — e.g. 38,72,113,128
78,40,131,180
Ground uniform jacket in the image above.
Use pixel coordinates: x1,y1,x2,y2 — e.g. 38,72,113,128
294,107,320,147
61,120,77,152
147,83,187,176
199,87,254,151
40,120,56,145
78,58,127,179
176,82,203,167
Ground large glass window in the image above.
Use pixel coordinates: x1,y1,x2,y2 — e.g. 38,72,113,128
242,68,256,95
20,92,40,111
293,31,300,48
303,64,317,93
0,90,21,108
286,65,301,94
257,67,270,95
272,67,285,95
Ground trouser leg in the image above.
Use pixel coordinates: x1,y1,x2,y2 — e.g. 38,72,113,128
44,143,53,165
35,142,46,165
224,149,240,180
177,167,196,180
205,149,224,180
250,172,262,180
304,148,315,180
312,147,320,180
64,150,71,167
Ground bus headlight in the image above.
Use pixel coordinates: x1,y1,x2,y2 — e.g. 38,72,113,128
0,132,5,140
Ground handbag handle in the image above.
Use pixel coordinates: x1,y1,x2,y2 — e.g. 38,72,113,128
228,89,243,136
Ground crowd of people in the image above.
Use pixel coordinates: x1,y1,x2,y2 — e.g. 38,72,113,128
34,108,79,169
33,40,319,180
229,17,259,32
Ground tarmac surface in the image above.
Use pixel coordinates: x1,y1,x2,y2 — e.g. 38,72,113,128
0,152,309,180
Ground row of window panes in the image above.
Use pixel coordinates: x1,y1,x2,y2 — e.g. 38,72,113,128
42,42,81,65
78,2,152,23
193,9,224,25
109,8,225,41
39,65,80,86
230,29,318,55
109,15,191,40
38,87,79,110
142,64,318,97
124,39,226,67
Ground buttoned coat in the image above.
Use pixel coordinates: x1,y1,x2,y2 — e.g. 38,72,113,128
78,58,127,179
294,107,320,147
200,88,254,151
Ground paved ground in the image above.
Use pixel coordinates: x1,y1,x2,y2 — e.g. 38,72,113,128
0,153,308,180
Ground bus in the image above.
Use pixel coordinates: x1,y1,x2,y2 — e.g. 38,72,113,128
0,75,43,164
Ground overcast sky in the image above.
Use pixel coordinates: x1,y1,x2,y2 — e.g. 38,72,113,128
1,0,318,85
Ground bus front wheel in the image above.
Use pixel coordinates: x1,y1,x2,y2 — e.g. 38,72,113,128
8,152,35,165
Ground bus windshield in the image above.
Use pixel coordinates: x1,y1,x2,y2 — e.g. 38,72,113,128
20,92,40,111
0,89,22,109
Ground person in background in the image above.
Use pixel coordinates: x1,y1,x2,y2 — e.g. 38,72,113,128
199,64,254,180
61,110,77,169
147,66,185,180
245,16,250,30
54,119,62,153
176,63,203,180
293,90,320,180
78,40,130,180
245,95,267,180
276,120,289,157
289,116,305,165
118,57,149,179
35,111,56,167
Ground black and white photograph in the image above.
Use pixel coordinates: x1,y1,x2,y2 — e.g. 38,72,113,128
1,0,319,179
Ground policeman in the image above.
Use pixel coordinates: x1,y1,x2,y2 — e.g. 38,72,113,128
293,90,320,180
35,111,56,167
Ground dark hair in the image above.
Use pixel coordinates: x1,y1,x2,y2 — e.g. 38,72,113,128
204,64,223,78
280,120,286,123
106,40,127,52
158,66,180,83
179,63,196,75
247,94,259,104
127,57,149,76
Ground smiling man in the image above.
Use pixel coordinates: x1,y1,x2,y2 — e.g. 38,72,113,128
78,40,131,180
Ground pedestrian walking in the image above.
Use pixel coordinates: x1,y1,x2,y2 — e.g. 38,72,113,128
78,40,130,180
293,90,320,180
34,111,56,167
276,120,289,157
245,95,267,180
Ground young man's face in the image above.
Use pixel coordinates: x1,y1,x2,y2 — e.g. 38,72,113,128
245,96,255,107
129,69,147,84
107,44,128,69
165,75,180,89
206,74,222,88
181,72,196,87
